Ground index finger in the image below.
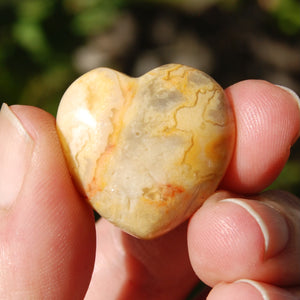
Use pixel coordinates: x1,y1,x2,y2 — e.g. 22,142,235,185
221,80,300,194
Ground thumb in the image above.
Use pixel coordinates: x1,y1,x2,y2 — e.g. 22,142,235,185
0,104,95,298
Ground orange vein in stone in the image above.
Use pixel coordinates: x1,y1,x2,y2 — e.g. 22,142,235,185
87,75,137,197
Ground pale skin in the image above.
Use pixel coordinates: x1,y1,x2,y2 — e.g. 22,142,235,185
0,80,300,299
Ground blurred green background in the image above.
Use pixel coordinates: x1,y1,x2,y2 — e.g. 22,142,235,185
0,0,300,197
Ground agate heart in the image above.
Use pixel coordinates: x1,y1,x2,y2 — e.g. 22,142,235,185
56,64,235,239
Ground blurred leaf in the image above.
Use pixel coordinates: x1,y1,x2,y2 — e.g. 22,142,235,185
272,0,300,34
72,6,118,35
15,0,54,22
64,0,105,12
13,20,50,60
69,0,125,35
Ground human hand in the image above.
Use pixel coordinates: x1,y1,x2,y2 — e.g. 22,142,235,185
0,80,299,299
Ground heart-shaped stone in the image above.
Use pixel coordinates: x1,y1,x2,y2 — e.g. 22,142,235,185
56,64,235,239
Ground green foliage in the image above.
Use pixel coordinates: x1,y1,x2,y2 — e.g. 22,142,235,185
12,0,54,61
69,0,125,35
272,0,300,35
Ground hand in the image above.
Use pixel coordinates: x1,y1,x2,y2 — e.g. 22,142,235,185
0,80,299,299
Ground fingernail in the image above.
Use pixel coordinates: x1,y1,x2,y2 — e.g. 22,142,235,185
0,103,34,209
235,279,269,300
276,85,300,111
220,198,270,252
220,198,289,259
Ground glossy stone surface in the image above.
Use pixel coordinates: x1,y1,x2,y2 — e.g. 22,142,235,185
56,64,235,239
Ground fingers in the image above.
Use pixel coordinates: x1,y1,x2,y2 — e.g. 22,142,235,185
188,82,300,299
222,80,300,193
85,219,199,300
84,81,300,299
0,104,95,298
188,190,300,288
1,78,299,300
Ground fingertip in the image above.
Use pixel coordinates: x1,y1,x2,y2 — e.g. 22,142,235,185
10,104,57,142
222,80,300,193
187,191,265,286
0,105,96,298
0,104,35,210
219,198,289,260
188,190,296,287
187,192,272,286
276,85,300,116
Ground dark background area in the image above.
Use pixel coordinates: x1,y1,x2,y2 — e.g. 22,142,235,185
1,0,300,197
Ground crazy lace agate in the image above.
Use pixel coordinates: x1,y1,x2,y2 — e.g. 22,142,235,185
56,64,235,239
